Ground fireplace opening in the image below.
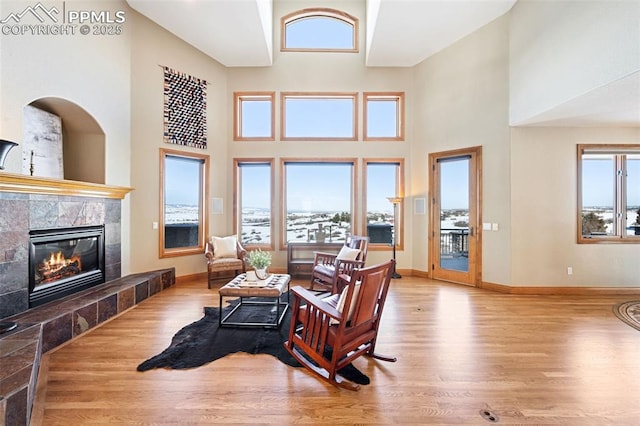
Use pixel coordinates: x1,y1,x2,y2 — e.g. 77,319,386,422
29,225,105,307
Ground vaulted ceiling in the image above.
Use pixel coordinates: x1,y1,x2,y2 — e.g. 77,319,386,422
126,0,639,127
126,0,516,67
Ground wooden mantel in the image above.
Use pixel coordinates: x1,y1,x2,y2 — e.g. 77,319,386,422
0,172,133,199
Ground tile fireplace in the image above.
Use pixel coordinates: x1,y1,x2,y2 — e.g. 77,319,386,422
0,172,131,319
29,225,105,307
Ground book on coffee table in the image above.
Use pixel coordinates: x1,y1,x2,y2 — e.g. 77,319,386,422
238,274,272,287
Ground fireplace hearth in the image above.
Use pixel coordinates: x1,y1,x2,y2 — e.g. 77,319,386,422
29,225,105,307
0,175,129,320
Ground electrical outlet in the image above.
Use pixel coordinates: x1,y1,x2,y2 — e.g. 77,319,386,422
491,223,499,231
567,266,573,275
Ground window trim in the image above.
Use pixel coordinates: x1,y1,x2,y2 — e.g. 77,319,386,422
281,7,359,53
280,92,359,141
233,92,275,141
159,148,209,258
280,158,358,250
233,158,276,250
363,158,405,250
577,143,640,244
363,92,405,141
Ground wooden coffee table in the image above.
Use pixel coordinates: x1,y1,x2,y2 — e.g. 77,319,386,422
218,273,291,328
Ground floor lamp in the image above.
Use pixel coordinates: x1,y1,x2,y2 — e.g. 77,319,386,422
387,197,402,279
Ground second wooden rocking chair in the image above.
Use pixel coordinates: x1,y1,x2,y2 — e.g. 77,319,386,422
309,235,369,293
284,259,397,391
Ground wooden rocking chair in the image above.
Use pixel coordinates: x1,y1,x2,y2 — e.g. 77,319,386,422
284,260,397,391
309,235,369,293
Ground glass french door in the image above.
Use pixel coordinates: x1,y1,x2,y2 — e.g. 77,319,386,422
429,147,482,286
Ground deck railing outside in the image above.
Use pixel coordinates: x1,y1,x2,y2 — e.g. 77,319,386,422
440,228,469,257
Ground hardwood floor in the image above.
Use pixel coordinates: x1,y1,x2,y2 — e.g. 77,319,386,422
31,276,640,425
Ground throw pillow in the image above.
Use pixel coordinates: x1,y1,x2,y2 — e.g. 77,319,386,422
336,246,360,261
211,235,238,259
331,281,361,325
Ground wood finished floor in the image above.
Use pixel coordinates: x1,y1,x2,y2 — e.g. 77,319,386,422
31,276,640,425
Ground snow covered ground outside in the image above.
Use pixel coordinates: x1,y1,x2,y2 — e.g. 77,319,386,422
165,205,640,242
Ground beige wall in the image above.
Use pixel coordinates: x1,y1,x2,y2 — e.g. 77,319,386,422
412,14,512,283
2,0,638,288
511,127,640,287
0,0,133,272
509,0,640,124
227,0,413,270
64,132,105,184
128,9,228,276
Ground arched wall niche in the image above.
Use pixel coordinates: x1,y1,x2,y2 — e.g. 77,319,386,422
27,97,106,184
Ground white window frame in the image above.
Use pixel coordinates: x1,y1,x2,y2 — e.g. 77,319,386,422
578,144,640,243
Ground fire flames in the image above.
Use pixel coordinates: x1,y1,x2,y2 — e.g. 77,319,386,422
37,251,82,284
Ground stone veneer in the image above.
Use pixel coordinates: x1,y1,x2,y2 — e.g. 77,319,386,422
0,192,122,319
0,268,175,426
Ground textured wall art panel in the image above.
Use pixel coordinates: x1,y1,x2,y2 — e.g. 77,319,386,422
163,67,208,149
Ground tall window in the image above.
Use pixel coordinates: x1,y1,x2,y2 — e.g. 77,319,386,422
578,144,640,242
159,149,209,257
282,160,356,246
281,8,358,52
364,160,404,248
234,159,274,248
281,93,358,140
364,92,405,141
233,92,275,141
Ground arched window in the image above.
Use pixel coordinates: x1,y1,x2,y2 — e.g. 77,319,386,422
281,8,358,52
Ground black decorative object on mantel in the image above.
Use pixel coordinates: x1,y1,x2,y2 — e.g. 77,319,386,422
0,139,18,170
